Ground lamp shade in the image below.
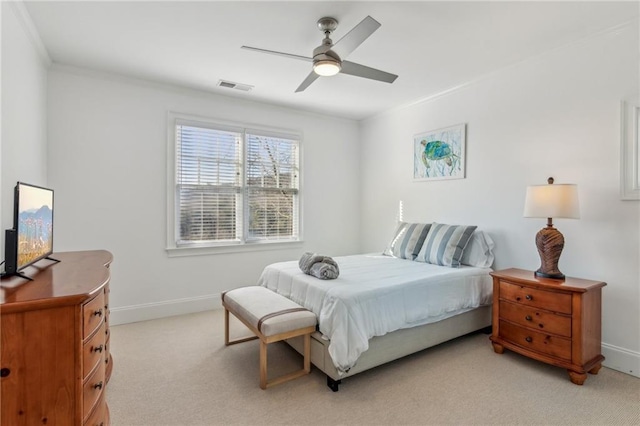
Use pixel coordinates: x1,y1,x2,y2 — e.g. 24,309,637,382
523,184,580,219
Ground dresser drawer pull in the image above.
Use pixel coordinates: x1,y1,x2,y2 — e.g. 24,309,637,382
93,309,103,317
525,315,532,321
1,368,10,378
93,381,103,390
525,336,533,343
525,295,533,301
92,344,104,353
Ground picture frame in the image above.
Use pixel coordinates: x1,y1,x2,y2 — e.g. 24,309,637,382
413,123,466,181
621,98,639,200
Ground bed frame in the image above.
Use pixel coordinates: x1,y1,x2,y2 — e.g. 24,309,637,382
286,305,492,391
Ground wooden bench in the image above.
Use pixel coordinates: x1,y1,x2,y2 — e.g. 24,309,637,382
222,286,317,389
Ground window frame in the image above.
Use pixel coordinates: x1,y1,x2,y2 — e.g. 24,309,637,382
166,112,303,257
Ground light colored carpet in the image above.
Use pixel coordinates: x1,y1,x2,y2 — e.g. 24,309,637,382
107,310,639,426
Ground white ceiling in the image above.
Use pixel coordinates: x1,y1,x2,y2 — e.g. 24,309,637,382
23,1,637,120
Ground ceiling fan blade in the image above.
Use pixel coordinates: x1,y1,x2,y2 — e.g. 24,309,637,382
241,46,313,62
332,16,381,59
295,71,320,92
340,61,398,83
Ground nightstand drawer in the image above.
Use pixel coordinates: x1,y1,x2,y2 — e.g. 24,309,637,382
500,281,571,314
499,320,571,361
499,301,571,337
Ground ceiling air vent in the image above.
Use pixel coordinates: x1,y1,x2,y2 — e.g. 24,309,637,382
217,80,253,92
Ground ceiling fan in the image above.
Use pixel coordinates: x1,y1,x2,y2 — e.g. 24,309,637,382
242,16,398,92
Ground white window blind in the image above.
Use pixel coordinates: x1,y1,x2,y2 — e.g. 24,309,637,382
174,119,300,248
246,133,299,241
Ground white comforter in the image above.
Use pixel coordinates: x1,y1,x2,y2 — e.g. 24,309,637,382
257,254,493,373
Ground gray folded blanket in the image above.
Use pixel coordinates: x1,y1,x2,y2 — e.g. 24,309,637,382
299,252,340,280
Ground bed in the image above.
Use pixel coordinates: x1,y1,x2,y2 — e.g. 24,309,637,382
256,223,495,391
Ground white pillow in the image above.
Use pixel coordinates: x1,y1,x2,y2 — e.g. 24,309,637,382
461,230,495,268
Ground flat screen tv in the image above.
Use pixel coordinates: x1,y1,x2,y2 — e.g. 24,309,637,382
2,182,58,280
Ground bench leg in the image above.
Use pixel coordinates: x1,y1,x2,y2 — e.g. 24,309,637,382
224,308,230,346
260,340,268,390
224,308,259,346
304,333,311,373
260,333,313,390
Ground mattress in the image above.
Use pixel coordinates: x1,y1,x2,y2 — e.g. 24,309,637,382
257,254,493,373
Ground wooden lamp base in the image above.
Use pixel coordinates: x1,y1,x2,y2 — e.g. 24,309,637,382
535,219,565,280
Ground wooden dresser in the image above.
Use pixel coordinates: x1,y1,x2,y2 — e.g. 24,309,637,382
489,268,606,385
1,250,113,425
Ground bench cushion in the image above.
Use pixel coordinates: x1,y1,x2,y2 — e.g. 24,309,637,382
223,286,316,337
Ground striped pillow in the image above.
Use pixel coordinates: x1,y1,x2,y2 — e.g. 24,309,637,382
415,223,477,267
384,222,431,260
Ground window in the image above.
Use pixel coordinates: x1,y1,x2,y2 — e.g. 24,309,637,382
168,114,300,253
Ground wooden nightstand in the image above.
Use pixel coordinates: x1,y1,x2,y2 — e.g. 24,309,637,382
489,268,606,385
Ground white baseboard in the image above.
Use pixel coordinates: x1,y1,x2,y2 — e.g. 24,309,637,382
109,294,223,326
602,342,640,378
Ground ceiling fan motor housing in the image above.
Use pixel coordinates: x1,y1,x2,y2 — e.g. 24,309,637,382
313,45,340,62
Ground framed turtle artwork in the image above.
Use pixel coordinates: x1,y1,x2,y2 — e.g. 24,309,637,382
413,123,466,181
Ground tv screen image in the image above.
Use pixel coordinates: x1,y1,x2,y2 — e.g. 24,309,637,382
16,182,54,270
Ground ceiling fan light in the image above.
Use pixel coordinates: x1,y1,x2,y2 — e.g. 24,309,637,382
313,60,341,76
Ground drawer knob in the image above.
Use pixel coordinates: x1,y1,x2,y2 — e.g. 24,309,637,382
525,336,533,343
525,315,532,321
0,368,10,378
93,309,103,317
93,344,104,353
525,295,533,301
93,381,103,390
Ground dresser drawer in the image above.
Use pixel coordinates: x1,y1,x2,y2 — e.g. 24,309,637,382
83,357,106,419
500,281,572,314
83,292,106,338
83,322,106,378
499,301,571,337
84,392,107,426
499,320,571,361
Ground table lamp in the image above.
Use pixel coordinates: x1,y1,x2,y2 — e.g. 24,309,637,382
523,177,580,280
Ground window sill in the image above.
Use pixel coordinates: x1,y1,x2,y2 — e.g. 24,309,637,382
166,240,305,258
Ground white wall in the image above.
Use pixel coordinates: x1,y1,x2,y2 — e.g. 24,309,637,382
47,68,361,324
360,22,640,376
1,2,49,255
